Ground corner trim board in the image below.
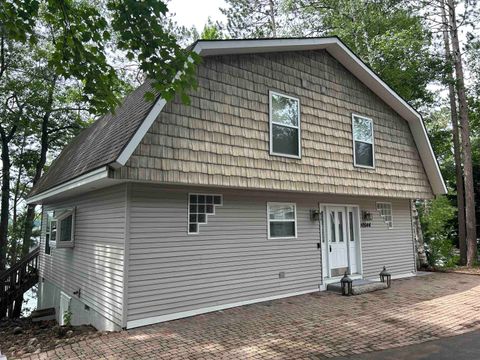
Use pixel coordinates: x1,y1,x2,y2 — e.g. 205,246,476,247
126,288,319,329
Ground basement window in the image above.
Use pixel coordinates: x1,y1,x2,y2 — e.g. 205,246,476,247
269,91,301,158
267,202,297,239
188,194,223,234
377,202,393,229
352,114,375,168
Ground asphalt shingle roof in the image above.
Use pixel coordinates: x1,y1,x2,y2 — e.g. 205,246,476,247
29,81,157,197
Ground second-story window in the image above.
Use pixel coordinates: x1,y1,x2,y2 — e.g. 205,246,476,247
269,91,301,158
352,114,375,168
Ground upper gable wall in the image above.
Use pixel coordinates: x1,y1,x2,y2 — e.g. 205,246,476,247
115,50,433,199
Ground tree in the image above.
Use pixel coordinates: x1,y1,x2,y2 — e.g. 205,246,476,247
201,18,224,40
446,0,477,266
440,0,467,265
290,0,438,106
0,0,199,271
221,0,286,38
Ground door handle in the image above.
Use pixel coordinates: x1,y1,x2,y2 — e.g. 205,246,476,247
329,245,332,252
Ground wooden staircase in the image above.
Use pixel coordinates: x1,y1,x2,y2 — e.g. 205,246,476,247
0,247,40,318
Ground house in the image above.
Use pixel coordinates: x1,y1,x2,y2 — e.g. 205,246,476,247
27,37,446,331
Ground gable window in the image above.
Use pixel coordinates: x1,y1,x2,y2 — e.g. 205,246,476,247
352,114,374,168
377,202,393,229
267,202,297,239
188,194,223,234
269,91,301,158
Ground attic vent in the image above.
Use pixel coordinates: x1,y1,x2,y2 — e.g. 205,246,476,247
188,194,223,234
376,202,393,229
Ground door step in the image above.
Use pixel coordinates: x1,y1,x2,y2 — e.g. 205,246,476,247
31,307,56,322
327,279,388,295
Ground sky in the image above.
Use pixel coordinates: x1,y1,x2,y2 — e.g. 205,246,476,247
168,0,227,31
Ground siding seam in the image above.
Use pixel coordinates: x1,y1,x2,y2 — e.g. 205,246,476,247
122,183,131,329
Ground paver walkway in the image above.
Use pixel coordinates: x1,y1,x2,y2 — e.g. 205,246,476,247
20,273,480,359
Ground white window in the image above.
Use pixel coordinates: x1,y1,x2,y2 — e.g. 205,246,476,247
352,114,375,168
377,202,393,229
267,202,297,239
188,194,223,234
269,91,301,158
47,208,75,248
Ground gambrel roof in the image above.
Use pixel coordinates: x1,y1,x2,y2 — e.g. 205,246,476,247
28,37,446,203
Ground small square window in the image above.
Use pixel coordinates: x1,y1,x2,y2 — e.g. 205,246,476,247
189,214,197,222
198,195,205,203
190,204,197,213
206,196,213,204
198,214,206,223
190,194,197,203
214,196,222,205
189,223,198,233
206,205,214,214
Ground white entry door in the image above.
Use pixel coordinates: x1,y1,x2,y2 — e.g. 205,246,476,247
326,206,349,277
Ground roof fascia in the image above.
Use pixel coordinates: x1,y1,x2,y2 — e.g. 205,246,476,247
26,166,111,204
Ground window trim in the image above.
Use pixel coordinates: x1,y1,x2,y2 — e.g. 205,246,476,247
187,193,223,235
267,202,298,239
55,208,75,248
376,202,393,229
352,113,375,169
269,91,302,159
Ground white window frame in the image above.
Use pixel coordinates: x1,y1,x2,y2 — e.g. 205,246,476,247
376,202,393,229
55,208,75,248
187,193,223,235
352,113,375,169
269,91,301,159
267,202,297,239
44,210,56,255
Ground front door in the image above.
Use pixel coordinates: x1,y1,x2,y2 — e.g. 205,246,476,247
326,206,349,277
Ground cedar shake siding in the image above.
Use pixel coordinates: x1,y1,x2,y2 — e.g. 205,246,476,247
125,183,415,326
39,185,126,328
114,50,433,199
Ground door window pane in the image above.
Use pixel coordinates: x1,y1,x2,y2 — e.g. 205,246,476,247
349,211,355,242
338,211,344,242
330,211,336,242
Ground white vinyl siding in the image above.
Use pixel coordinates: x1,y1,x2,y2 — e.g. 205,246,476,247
126,183,416,326
39,185,126,327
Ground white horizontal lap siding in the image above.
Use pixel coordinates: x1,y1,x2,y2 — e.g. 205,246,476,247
358,198,415,278
39,185,126,326
127,183,322,323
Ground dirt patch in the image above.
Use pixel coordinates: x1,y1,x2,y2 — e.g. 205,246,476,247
445,266,480,276
0,318,104,359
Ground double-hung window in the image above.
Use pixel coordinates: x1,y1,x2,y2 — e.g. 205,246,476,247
269,91,301,158
267,202,297,239
352,114,375,168
45,208,75,250
377,202,393,229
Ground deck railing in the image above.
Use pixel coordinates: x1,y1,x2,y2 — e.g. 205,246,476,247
0,247,40,318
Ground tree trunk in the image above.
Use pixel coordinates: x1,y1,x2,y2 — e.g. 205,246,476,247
269,0,277,37
412,200,428,268
440,0,467,265
0,130,11,271
447,0,477,266
22,77,56,255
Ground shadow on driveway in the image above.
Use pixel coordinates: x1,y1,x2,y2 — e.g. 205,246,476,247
335,330,480,360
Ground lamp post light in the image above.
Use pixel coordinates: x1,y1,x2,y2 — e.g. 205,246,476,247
340,271,353,296
379,266,391,288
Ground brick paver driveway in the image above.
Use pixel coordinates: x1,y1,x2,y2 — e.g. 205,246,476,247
23,273,480,359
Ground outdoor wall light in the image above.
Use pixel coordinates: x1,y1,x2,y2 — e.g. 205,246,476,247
340,271,353,296
310,209,320,221
379,266,391,288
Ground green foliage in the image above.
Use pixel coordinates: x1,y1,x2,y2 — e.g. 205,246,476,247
290,0,438,106
200,18,224,40
1,0,198,114
63,310,72,327
418,196,457,267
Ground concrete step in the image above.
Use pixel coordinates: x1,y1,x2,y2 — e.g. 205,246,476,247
327,279,388,295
